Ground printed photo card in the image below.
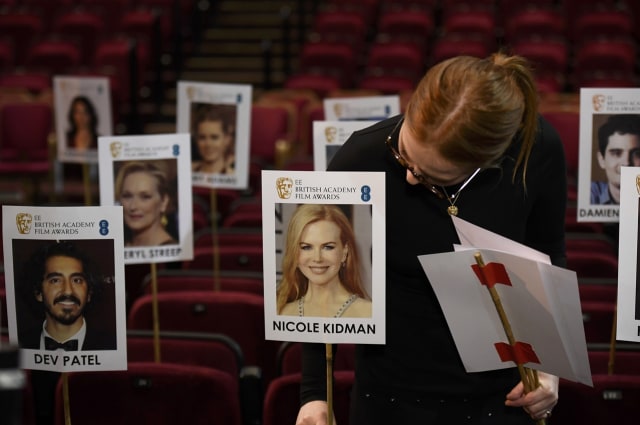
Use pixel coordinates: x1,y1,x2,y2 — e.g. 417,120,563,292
577,88,640,222
312,120,378,171
261,170,386,344
54,76,113,164
176,81,252,190
616,166,640,342
98,133,193,265
2,205,127,372
323,95,400,121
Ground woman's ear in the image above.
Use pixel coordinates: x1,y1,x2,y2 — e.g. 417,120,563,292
342,245,349,263
161,194,170,212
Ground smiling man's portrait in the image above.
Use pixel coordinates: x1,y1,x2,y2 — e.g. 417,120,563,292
15,239,117,351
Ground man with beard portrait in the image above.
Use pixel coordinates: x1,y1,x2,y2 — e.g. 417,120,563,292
18,240,115,351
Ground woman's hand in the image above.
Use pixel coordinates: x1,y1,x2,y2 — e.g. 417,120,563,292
505,372,559,421
296,400,336,425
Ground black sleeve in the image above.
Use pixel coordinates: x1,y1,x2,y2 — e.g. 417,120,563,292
300,343,338,405
526,116,568,268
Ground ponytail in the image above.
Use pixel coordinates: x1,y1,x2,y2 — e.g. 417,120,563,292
489,52,540,184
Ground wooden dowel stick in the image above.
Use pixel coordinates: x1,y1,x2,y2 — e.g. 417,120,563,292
608,303,618,375
63,372,72,425
150,262,161,363
474,252,545,425
326,343,334,425
210,189,221,291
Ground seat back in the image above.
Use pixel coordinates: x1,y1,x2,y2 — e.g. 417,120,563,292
358,75,416,95
503,8,565,43
52,10,105,64
25,40,82,75
277,341,356,376
431,35,490,65
250,103,297,168
126,329,244,379
93,37,149,103
298,42,357,88
183,244,263,273
567,250,618,279
577,277,617,304
573,38,636,74
571,10,634,43
377,10,435,49
540,110,579,183
365,42,425,82
566,232,617,256
262,371,354,425
127,291,270,373
0,12,44,64
139,268,264,296
194,226,263,248
580,300,616,344
0,102,52,161
554,374,640,425
587,346,640,375
54,362,242,425
312,11,368,52
284,74,341,99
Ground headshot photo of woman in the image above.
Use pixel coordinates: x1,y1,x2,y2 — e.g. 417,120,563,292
191,103,237,174
66,95,99,150
277,204,372,318
114,160,179,247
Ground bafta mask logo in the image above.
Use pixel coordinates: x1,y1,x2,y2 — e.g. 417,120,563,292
276,177,294,199
592,94,606,112
16,213,33,234
325,126,337,143
110,142,122,158
636,175,640,195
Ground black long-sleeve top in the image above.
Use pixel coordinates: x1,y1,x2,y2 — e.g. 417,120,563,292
301,114,567,404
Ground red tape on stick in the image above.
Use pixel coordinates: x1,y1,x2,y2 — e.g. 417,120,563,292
494,341,541,365
471,262,512,288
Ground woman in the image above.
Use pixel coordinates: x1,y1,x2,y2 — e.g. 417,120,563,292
191,103,236,174
297,53,564,424
278,204,371,318
115,161,178,247
66,95,99,150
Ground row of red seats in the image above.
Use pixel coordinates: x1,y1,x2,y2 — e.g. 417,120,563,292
3,284,635,425
8,328,256,425
265,339,640,425
0,0,198,107
286,0,640,94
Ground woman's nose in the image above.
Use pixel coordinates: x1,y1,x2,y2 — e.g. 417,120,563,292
312,249,323,262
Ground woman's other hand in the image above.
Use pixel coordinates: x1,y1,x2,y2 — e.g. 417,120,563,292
296,400,336,425
505,371,559,420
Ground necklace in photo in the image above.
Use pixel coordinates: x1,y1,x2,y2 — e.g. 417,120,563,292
440,168,481,216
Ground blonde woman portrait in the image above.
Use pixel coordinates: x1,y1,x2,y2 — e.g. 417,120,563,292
277,204,371,318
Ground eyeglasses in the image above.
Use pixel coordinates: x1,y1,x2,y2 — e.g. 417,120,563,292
385,117,445,199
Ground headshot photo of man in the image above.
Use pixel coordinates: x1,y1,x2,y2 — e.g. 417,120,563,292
16,239,117,351
591,114,640,205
